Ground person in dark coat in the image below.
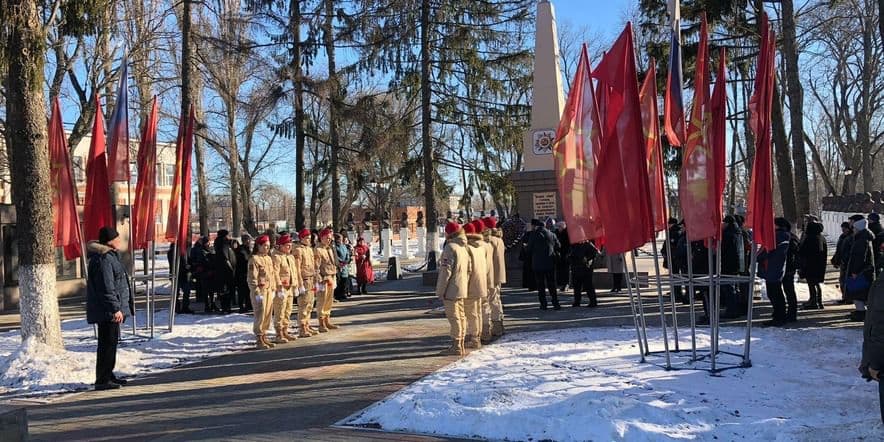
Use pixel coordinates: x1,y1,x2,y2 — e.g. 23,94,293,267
570,240,599,307
86,227,132,390
758,219,793,327
799,222,828,310
213,230,237,313
662,219,685,301
832,221,854,304
690,239,712,323
190,236,212,307
234,234,253,313
526,219,562,310
847,216,877,322
520,220,540,291
720,216,744,318
167,241,193,314
860,278,884,423
782,219,801,322
870,213,884,277
554,221,571,292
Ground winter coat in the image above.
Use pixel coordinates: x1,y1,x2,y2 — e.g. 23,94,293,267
480,234,496,288
691,241,709,274
272,250,299,291
465,234,491,299
569,241,599,271
798,223,828,284
720,222,743,275
758,230,791,283
662,224,683,270
314,244,338,283
247,253,277,297
190,243,212,278
293,243,317,280
846,228,876,301
334,242,351,279
832,232,852,270
354,244,374,284
435,233,470,301
555,228,570,266
488,232,507,285
234,245,251,285
606,252,626,274
526,227,560,273
86,241,132,324
862,278,884,373
784,232,800,276
214,238,237,278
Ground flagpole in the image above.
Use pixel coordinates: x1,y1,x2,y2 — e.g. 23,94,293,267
649,238,672,369
624,254,646,363
685,238,697,360
629,251,650,355
662,225,680,351
742,238,759,367
707,240,717,371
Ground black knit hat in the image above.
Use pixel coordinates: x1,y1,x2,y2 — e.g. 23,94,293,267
99,227,119,244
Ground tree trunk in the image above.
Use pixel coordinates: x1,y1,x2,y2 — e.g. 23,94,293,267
802,133,837,196
193,101,210,237
860,9,876,192
291,0,306,230
239,178,258,236
878,0,884,50
324,0,341,231
225,97,241,236
780,0,811,220
420,0,437,250
5,0,63,349
772,86,798,224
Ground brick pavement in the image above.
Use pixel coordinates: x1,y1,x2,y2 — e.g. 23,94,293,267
5,256,863,441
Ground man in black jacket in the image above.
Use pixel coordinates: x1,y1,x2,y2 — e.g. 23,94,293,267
86,227,132,391
832,221,855,304
213,230,237,314
861,278,884,423
526,219,562,310
167,241,193,314
570,240,599,307
235,234,254,313
720,216,744,318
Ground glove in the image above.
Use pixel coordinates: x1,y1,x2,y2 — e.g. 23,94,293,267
255,295,264,304
299,287,306,295
276,291,285,299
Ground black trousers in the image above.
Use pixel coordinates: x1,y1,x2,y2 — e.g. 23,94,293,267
219,275,235,312
236,279,252,310
767,281,786,321
177,272,191,310
536,270,559,308
572,268,596,306
96,321,120,385
782,274,797,318
612,273,624,291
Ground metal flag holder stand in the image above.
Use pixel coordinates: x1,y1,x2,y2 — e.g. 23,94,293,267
624,235,761,374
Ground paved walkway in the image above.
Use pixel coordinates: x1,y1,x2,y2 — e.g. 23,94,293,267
4,256,862,441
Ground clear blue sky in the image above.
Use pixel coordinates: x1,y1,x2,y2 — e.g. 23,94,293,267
552,0,632,38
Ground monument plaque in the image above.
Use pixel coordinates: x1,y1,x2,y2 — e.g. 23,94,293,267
533,192,557,219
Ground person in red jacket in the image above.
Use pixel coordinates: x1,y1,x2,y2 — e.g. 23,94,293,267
354,237,374,294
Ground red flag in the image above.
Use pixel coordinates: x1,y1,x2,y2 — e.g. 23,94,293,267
663,0,686,146
106,60,130,182
132,96,159,250
553,44,604,243
710,47,728,242
48,97,83,260
747,14,777,251
83,94,114,241
639,60,668,233
591,23,655,254
165,106,195,255
678,15,718,242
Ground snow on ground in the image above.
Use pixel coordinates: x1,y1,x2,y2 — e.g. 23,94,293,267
343,326,884,441
0,309,253,398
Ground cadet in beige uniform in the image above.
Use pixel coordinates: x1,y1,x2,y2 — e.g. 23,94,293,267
315,228,340,332
474,220,496,344
248,235,277,349
484,217,507,337
436,222,471,355
463,221,490,349
271,234,299,343
294,229,318,337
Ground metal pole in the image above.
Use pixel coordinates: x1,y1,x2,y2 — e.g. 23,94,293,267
169,245,180,332
624,255,646,362
126,179,137,337
630,252,650,355
149,240,156,339
708,240,717,371
650,239,672,369
662,227,680,351
686,239,697,360
742,239,759,367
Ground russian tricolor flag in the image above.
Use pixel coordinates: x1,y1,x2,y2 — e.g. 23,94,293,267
663,0,686,147
106,56,130,182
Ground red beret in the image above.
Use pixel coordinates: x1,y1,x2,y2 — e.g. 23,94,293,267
471,220,485,233
445,221,461,236
256,235,270,245
298,229,311,239
463,222,476,235
482,217,497,229
276,234,292,246
319,228,333,239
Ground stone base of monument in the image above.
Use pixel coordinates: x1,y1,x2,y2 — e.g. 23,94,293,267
0,405,28,442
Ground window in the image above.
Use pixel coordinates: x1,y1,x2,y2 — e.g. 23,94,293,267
130,161,138,184
72,156,85,183
162,164,175,187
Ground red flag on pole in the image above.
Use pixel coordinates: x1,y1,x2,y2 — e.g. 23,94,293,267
48,97,83,260
106,59,130,182
639,60,668,233
678,14,718,242
710,47,728,241
83,94,114,241
747,14,777,251
591,23,655,254
165,106,195,255
553,44,604,243
132,96,159,250
663,0,686,147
